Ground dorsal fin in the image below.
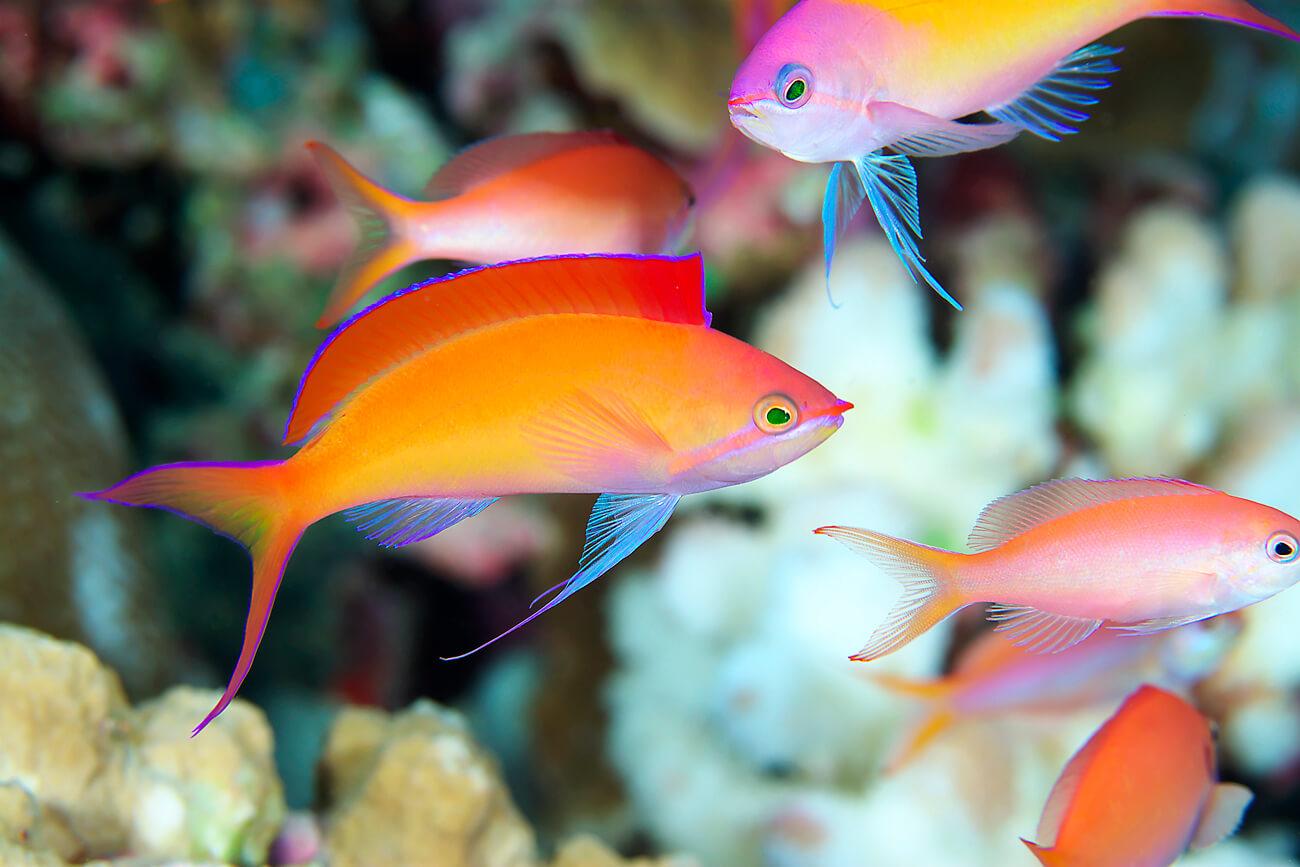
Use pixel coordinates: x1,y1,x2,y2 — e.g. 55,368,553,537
424,130,629,200
967,478,1217,552
283,254,710,445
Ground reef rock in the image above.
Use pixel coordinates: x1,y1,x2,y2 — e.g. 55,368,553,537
550,835,698,867
0,237,173,694
115,687,285,864
0,625,130,859
0,626,283,865
320,701,537,867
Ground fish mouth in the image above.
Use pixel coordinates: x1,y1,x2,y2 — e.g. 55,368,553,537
807,399,854,422
727,94,761,119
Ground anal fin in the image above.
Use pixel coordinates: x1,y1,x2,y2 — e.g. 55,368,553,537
987,44,1122,142
987,604,1101,654
344,496,498,548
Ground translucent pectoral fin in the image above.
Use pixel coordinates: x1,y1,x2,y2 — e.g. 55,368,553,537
870,102,1021,158
441,493,681,660
987,44,1122,141
523,389,673,490
1108,612,1212,635
344,496,498,548
986,605,1102,654
851,153,962,310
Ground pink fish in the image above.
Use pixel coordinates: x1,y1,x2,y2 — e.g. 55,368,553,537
875,616,1239,769
729,0,1299,307
817,478,1300,661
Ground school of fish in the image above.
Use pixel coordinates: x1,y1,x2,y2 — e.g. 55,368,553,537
77,2,1300,863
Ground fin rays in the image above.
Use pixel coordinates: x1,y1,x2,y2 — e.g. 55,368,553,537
987,44,1122,141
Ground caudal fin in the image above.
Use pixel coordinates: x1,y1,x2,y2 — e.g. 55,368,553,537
307,141,422,328
1021,840,1064,866
871,673,958,771
815,527,967,661
80,461,305,735
1147,0,1300,40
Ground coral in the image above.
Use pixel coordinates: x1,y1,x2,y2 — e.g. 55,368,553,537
0,237,175,695
115,688,285,864
320,702,537,867
0,626,284,866
550,834,697,867
0,625,131,860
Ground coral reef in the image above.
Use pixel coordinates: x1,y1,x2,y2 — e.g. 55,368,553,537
0,237,174,695
0,626,689,866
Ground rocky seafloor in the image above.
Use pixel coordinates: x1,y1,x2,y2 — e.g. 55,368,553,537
0,625,693,867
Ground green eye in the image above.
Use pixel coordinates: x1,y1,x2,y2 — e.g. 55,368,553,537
755,395,798,433
784,79,806,103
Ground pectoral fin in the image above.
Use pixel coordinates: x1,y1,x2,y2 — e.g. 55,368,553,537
441,493,681,660
870,102,1021,158
523,389,673,490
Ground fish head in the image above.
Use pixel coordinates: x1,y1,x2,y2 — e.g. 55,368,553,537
727,0,887,164
1221,501,1300,602
671,344,851,490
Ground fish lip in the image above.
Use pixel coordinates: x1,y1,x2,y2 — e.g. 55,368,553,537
727,94,761,118
806,399,854,422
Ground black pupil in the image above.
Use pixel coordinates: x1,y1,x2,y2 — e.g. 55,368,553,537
1276,540,1294,557
786,79,805,102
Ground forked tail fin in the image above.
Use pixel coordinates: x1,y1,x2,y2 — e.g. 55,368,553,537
1146,0,1300,40
307,141,422,328
80,461,306,735
871,673,959,771
814,527,967,661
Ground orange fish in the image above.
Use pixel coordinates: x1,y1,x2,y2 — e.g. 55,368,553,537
308,132,695,326
875,617,1239,770
83,254,850,733
817,478,1300,661
1023,685,1252,866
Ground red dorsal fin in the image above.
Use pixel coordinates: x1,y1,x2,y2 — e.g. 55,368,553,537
967,478,1218,552
283,253,711,445
423,130,629,200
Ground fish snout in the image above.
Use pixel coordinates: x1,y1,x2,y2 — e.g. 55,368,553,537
727,94,760,119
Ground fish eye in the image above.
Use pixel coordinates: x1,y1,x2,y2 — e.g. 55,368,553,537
1267,531,1298,564
755,394,798,434
776,64,812,109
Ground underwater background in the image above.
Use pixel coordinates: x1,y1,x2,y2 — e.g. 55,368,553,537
2,1,1300,865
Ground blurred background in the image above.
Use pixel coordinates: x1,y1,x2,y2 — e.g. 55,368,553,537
1,1,1299,865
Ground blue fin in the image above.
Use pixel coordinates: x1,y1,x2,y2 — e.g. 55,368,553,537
822,162,868,306
852,153,963,310
987,44,1122,142
441,492,681,660
344,496,498,548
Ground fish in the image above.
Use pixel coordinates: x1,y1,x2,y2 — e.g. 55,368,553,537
816,478,1300,662
728,0,1300,308
82,253,851,734
307,131,696,326
874,616,1240,770
1023,685,1253,866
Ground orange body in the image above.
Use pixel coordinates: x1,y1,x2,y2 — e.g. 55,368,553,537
1024,685,1251,866
309,132,695,326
